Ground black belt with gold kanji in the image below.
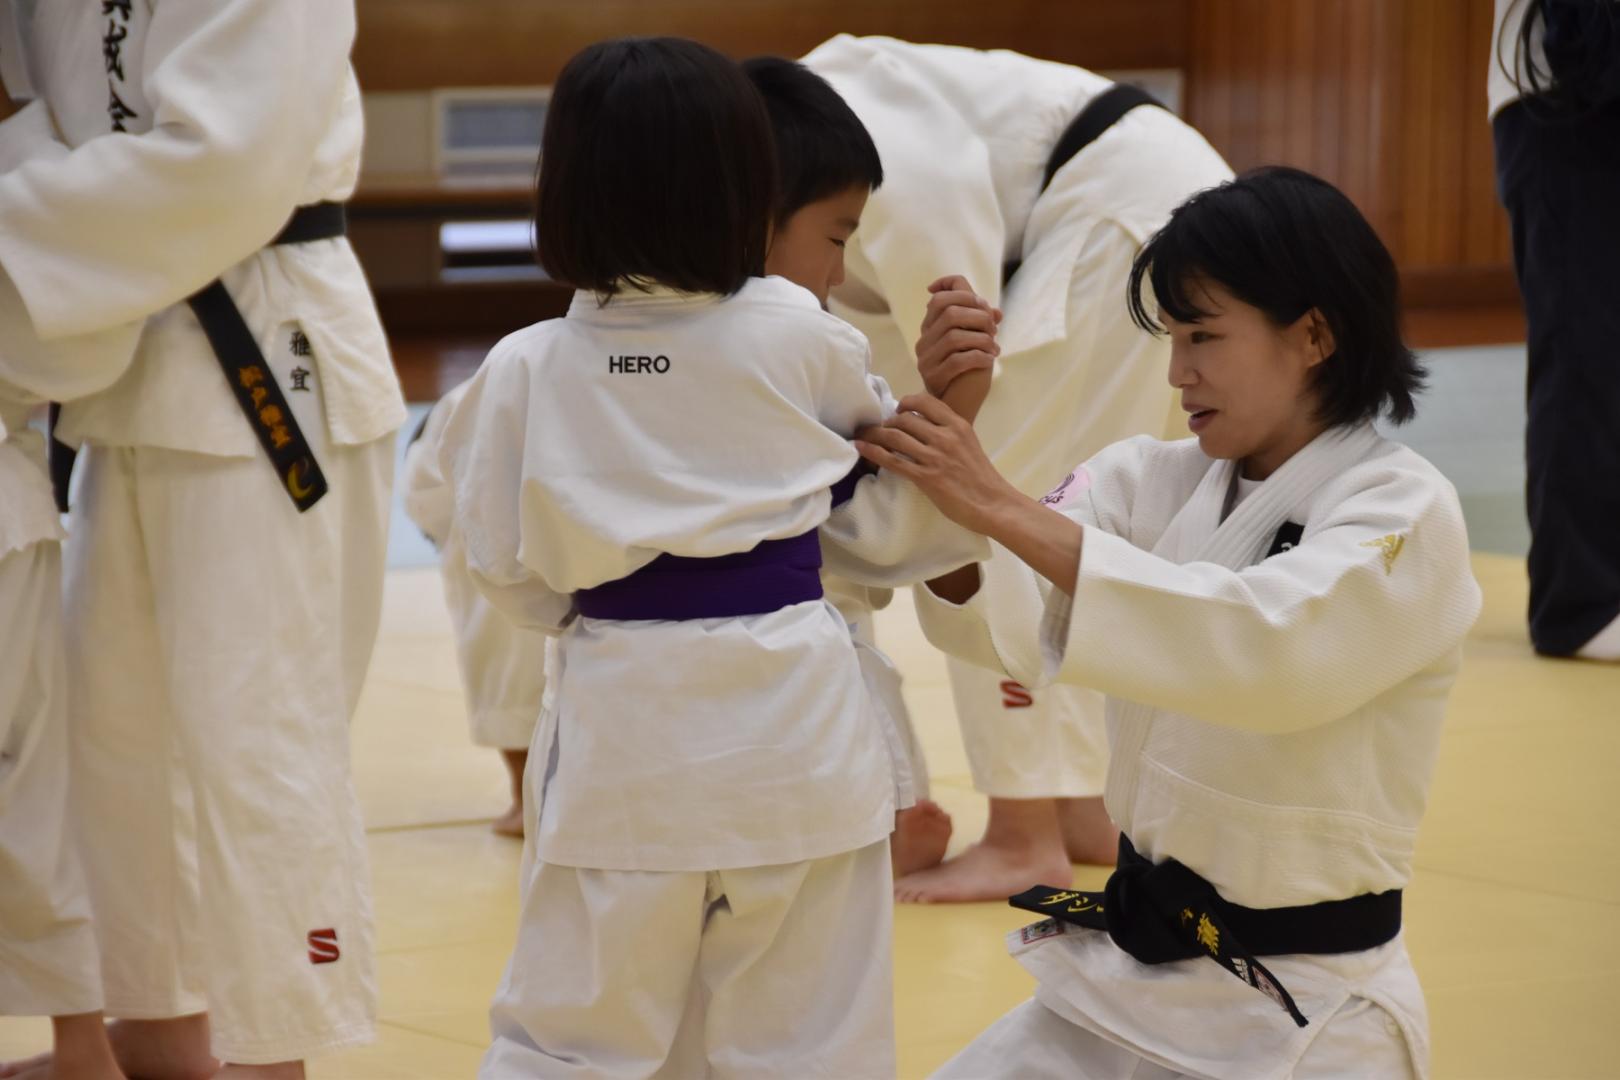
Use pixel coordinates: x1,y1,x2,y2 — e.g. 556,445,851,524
49,201,347,513
1009,834,1403,1028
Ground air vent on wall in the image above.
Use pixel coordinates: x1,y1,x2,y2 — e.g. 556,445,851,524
432,87,550,180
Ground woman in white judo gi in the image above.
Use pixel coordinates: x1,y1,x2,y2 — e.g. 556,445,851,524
439,39,986,1078
803,35,1234,902
0,87,140,1080
858,167,1483,1078
0,2,404,1076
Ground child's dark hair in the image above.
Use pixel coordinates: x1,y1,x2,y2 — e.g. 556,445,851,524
1128,165,1426,427
536,37,776,296
741,56,883,223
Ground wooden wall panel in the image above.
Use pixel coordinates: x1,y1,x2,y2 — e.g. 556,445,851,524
353,0,1515,309
1186,0,1400,236
1186,0,1513,303
355,0,1191,93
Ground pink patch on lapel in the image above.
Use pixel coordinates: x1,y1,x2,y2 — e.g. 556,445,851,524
1039,465,1092,510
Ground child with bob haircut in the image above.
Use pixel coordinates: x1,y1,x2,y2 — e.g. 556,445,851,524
440,37,988,1078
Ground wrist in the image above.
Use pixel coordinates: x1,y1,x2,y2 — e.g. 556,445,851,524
939,369,991,424
975,483,1035,543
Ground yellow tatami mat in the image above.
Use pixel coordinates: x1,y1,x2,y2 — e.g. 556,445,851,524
4,553,1616,1078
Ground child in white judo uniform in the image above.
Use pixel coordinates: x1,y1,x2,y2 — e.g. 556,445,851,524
439,38,988,1079
403,386,550,837
803,35,1235,902
858,167,1483,1079
0,89,140,1080
744,56,995,876
407,57,994,851
0,2,405,1075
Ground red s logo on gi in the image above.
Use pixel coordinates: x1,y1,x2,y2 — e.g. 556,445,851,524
308,929,340,964
1001,681,1034,709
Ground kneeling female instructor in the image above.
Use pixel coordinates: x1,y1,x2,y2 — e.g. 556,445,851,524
859,166,1483,1078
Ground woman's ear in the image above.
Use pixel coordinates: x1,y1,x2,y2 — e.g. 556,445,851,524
1300,308,1335,369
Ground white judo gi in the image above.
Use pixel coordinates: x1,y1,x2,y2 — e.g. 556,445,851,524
0,0,405,1063
916,425,1483,1079
0,100,139,1017
403,383,550,752
803,35,1234,801
440,277,988,1079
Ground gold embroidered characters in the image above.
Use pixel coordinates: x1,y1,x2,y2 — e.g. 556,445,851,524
1360,533,1406,574
1196,913,1220,956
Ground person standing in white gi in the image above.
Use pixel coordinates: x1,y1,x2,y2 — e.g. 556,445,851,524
403,384,550,839
440,39,987,1078
804,35,1234,902
859,167,1482,1078
0,78,140,1079
0,2,404,1077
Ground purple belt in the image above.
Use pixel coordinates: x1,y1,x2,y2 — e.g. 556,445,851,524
573,462,874,622
574,530,825,620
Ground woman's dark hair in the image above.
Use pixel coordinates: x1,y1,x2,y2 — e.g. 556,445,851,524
536,37,776,296
1500,0,1620,115
741,56,883,223
1128,165,1426,427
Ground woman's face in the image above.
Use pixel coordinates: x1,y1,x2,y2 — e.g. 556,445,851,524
1162,278,1333,480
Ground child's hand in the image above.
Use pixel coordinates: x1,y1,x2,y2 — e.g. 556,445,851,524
917,275,1000,422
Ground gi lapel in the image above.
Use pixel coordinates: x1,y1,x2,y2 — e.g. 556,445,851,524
1196,423,1382,573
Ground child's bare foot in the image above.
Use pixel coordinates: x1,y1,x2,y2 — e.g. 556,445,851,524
491,748,528,838
1057,796,1119,865
894,839,1073,904
490,800,524,838
894,797,1072,904
890,800,953,877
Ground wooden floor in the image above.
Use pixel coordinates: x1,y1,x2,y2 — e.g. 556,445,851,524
4,551,1613,1078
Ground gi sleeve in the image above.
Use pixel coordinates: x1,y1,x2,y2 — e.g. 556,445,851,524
815,354,991,586
910,437,1144,674
0,0,355,339
0,103,140,402
817,43,1006,355
1040,469,1484,734
400,388,465,548
438,349,573,635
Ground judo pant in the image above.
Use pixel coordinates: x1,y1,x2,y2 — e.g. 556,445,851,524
933,996,1415,1080
0,540,103,1018
945,654,1108,800
483,840,895,1079
440,532,548,750
1494,96,1620,657
940,217,1174,801
63,429,393,1063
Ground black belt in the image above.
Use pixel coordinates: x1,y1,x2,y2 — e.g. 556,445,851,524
49,202,348,513
1002,83,1165,287
1009,835,1403,1028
